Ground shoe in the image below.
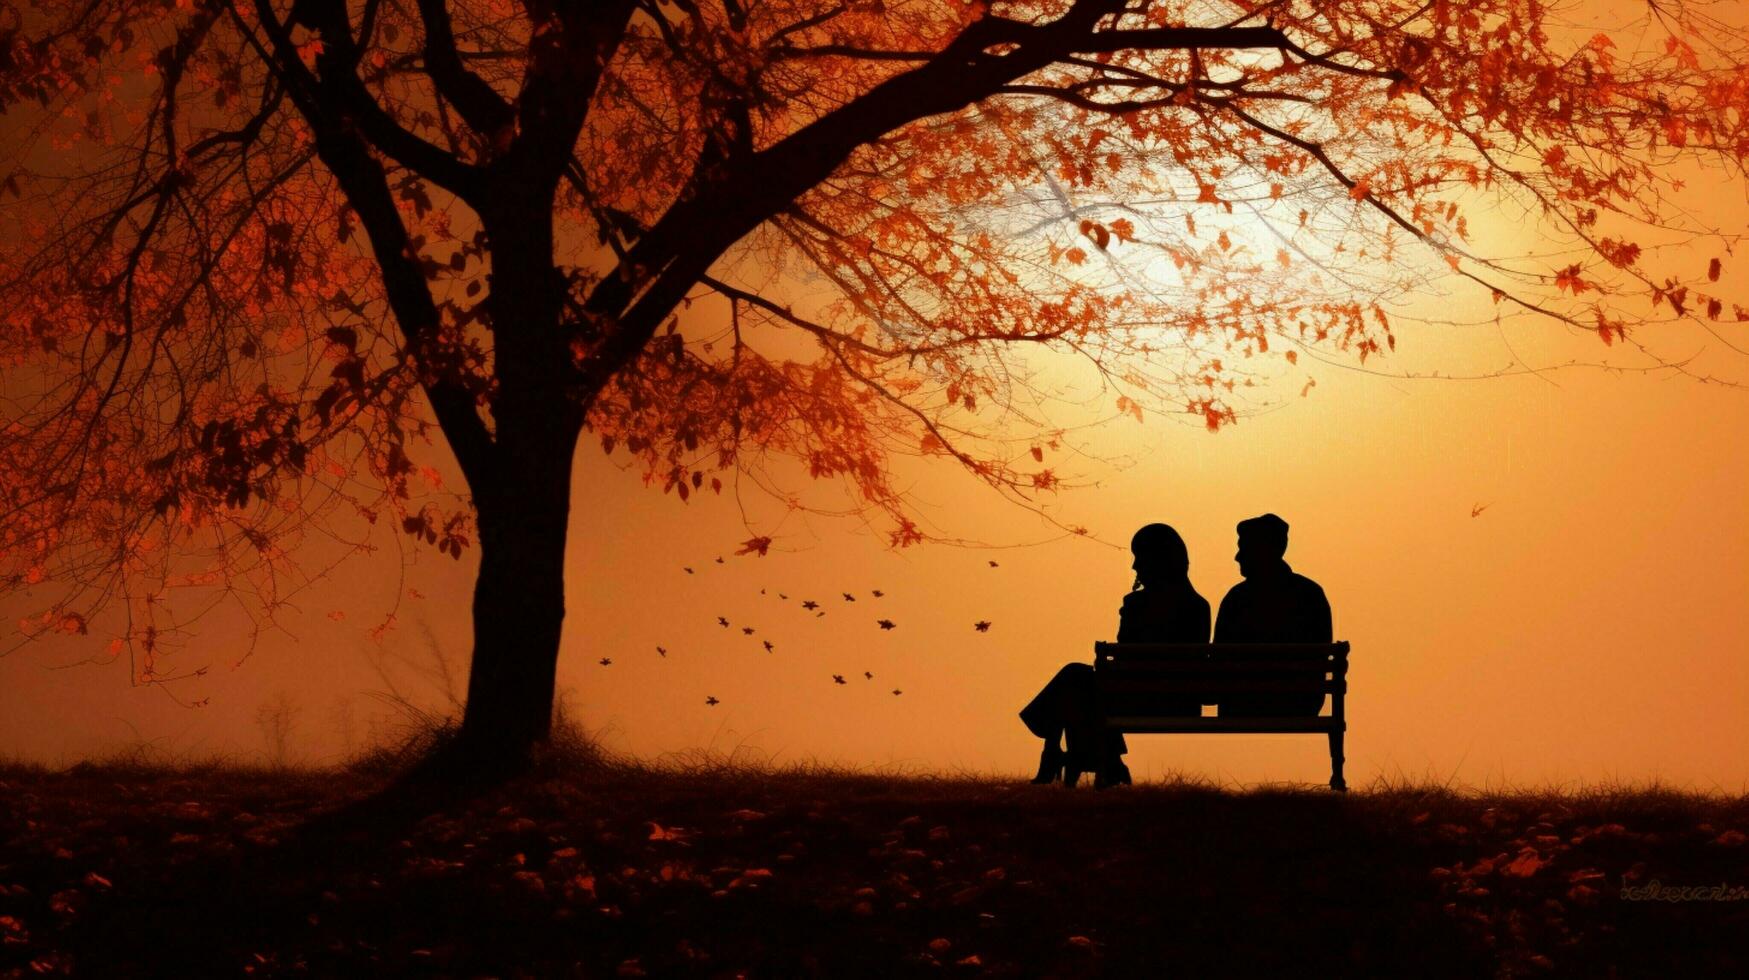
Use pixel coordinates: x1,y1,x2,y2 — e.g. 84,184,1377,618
1094,759,1132,790
1061,762,1083,788
1062,732,1099,788
1030,743,1065,785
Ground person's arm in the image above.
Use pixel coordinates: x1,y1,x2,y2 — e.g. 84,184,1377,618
1116,590,1137,643
1312,584,1333,643
1212,589,1237,644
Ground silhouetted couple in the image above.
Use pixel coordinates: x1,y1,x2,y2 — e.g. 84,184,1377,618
1018,514,1331,788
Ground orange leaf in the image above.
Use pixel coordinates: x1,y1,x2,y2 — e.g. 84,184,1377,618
1504,849,1545,878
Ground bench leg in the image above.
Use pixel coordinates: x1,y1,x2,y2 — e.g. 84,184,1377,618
1327,730,1347,792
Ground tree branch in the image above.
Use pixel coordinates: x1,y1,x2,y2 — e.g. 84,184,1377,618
233,0,497,483
247,0,483,198
415,0,516,140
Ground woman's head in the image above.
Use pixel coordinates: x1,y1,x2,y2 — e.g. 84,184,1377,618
1130,522,1190,589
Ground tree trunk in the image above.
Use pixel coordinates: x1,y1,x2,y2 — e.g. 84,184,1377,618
448,193,583,769
454,417,579,765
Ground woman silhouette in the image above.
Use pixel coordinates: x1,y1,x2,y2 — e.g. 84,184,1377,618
1018,523,1210,787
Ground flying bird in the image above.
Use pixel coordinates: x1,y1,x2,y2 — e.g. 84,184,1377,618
892,689,903,696
759,588,766,595
801,600,819,610
832,675,847,685
1471,502,1491,518
657,645,667,657
864,671,873,680
877,619,896,630
705,696,720,706
742,626,755,635
871,590,885,597
842,593,856,602
599,658,612,666
974,621,991,632
715,556,725,564
988,560,1000,568
684,566,695,574
763,640,774,652
778,593,789,600
717,616,730,627
816,611,826,618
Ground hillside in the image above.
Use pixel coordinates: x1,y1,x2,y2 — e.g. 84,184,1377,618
2,743,1745,977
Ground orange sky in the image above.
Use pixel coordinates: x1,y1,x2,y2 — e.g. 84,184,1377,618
4,285,1746,790
2,2,1747,792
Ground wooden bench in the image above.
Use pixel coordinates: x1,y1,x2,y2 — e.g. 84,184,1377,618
1093,641,1351,791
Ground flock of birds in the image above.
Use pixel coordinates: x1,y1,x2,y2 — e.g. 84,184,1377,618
597,555,1007,708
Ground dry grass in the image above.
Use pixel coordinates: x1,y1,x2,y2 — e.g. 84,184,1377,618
2,723,1746,978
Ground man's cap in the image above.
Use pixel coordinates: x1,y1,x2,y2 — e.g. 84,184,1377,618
1237,513,1289,551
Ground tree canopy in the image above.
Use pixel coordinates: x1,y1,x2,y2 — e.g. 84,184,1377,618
2,0,1745,719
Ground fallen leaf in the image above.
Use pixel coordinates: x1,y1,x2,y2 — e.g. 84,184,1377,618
1503,849,1545,877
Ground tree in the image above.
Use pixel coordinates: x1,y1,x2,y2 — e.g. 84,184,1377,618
3,0,1745,765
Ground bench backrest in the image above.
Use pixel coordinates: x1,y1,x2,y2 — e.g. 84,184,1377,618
1093,641,1350,701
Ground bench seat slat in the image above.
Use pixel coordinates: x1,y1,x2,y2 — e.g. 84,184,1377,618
1102,716,1344,734
1098,679,1341,694
1095,641,1349,659
1097,660,1346,675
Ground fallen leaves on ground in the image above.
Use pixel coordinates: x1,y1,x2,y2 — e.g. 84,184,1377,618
0,766,1742,978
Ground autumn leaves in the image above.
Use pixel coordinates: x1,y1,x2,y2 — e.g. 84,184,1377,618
620,550,1006,709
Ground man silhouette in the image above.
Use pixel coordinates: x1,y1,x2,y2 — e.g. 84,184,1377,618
1213,514,1332,717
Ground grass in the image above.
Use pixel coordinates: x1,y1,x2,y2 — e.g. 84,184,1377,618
2,725,1746,978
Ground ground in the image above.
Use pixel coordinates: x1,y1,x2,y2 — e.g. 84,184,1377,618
1,739,1746,978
